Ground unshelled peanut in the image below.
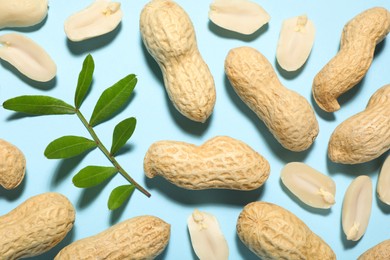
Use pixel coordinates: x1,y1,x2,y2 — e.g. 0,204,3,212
140,0,216,122
328,84,390,164
0,139,26,190
144,136,270,190
377,156,390,205
225,46,319,152
313,7,390,112
358,239,390,260
0,192,75,259
55,215,170,259
237,201,336,259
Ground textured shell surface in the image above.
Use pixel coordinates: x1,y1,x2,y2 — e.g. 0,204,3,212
236,201,336,260
312,7,390,112
144,136,270,190
328,84,390,164
358,239,390,260
140,0,216,122
0,139,26,189
225,46,319,152
0,192,75,259
55,215,170,260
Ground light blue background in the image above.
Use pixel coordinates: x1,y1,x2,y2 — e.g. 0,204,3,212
1,0,390,259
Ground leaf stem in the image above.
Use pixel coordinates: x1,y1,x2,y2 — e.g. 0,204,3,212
76,109,151,198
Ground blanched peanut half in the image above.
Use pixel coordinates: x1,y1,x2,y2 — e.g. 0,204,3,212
276,15,315,71
377,156,390,205
281,162,336,209
0,0,48,29
0,33,56,82
187,209,229,260
342,175,373,241
64,0,123,42
209,0,270,35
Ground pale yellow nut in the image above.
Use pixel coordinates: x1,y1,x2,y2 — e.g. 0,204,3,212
237,201,336,259
140,0,216,123
313,7,390,112
276,14,316,72
342,175,372,241
280,162,336,209
187,209,229,260
55,215,170,259
225,46,319,152
0,192,75,259
208,0,270,35
0,0,48,29
328,84,390,164
0,33,57,82
64,0,123,42
377,156,390,205
0,139,26,190
144,136,270,190
358,239,390,260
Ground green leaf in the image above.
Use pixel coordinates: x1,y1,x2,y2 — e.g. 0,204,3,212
3,96,76,115
89,74,137,127
108,184,135,210
110,117,136,155
73,166,117,188
45,136,97,159
75,54,95,108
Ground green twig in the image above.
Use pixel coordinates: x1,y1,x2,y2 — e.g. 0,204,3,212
76,109,151,198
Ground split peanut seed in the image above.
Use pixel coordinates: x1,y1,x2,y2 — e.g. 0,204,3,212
187,209,229,260
281,162,336,209
342,175,373,241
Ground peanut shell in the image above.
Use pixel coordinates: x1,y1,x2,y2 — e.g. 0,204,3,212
328,84,390,164
313,7,390,112
0,139,26,190
358,239,390,260
55,215,170,259
144,136,270,190
0,192,75,259
225,46,319,152
377,156,390,205
237,201,336,259
140,0,216,122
